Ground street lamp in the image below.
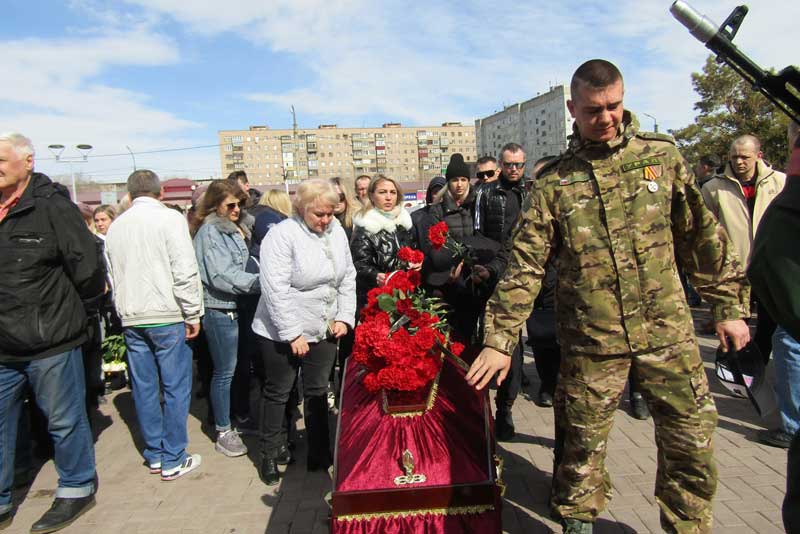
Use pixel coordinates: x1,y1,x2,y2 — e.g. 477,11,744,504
47,143,93,202
125,145,137,172
642,113,659,133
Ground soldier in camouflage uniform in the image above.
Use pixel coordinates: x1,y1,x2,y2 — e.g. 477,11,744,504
466,60,751,534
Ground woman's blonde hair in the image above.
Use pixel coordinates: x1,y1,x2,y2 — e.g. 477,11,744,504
259,189,293,217
292,179,339,215
329,176,357,230
358,174,403,215
93,204,117,221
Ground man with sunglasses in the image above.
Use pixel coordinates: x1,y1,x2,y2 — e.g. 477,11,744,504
475,156,499,185
472,142,528,441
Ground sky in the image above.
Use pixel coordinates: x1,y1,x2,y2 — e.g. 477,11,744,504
2,0,797,184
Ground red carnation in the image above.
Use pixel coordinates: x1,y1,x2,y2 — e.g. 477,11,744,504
428,221,448,250
397,246,424,265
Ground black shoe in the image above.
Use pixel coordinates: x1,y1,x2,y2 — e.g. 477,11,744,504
30,496,95,534
537,390,554,408
495,407,516,442
259,458,280,486
0,509,12,530
630,393,650,420
757,428,793,449
275,444,294,466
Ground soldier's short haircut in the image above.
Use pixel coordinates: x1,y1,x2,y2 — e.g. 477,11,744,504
571,59,624,96
731,134,761,153
226,170,248,184
698,154,721,169
127,169,161,199
499,143,524,159
477,155,497,165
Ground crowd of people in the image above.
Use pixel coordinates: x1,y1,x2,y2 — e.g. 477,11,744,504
0,57,798,534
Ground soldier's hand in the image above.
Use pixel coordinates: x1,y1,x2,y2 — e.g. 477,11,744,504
466,347,511,390
715,319,750,352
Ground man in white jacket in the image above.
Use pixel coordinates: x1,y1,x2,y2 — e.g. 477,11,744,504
104,170,204,481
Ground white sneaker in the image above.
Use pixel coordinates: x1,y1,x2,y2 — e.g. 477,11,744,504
161,454,201,481
215,430,248,457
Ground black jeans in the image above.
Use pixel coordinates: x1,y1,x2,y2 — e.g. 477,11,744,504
231,298,264,421
496,335,523,408
258,337,336,462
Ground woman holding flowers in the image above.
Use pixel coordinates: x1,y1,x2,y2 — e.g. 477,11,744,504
252,179,356,485
351,175,420,310
423,153,499,341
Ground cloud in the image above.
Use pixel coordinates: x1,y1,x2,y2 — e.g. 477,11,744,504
130,0,798,135
0,25,217,181
4,0,796,183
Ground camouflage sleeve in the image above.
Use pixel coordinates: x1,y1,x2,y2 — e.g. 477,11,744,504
482,182,552,356
670,149,749,321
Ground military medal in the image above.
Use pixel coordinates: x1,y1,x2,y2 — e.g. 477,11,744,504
643,164,661,193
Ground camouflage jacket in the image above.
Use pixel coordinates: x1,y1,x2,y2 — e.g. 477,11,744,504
483,112,749,356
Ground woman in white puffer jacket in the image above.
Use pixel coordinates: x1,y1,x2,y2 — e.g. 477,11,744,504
251,179,356,486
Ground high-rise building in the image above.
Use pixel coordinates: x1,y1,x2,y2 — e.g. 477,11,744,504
218,122,477,187
476,85,573,163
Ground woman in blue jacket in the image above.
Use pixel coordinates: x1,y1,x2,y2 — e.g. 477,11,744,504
194,180,259,458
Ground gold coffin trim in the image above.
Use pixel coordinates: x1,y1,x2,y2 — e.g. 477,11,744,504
334,504,496,522
380,367,442,418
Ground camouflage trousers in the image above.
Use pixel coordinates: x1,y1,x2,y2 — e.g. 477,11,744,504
551,339,718,534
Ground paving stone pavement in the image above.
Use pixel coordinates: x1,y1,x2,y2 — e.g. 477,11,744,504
6,308,789,533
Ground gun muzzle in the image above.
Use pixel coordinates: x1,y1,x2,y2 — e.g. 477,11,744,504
670,1,718,44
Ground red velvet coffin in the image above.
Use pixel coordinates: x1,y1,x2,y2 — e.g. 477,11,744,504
331,350,503,533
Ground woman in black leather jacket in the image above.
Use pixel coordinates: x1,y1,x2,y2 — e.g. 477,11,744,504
350,175,419,309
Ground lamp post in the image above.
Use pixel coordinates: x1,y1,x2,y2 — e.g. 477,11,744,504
47,144,93,202
125,145,137,172
642,112,659,133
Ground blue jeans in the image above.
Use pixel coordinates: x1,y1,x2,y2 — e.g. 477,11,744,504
202,309,239,432
772,326,800,435
124,324,192,471
0,348,96,514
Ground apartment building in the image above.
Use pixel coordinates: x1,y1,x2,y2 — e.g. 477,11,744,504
476,85,573,164
218,122,478,187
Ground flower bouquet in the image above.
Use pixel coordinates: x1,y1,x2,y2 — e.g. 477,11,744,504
101,333,129,390
352,247,464,415
428,221,471,267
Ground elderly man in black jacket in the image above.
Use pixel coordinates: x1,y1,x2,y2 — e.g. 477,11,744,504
0,132,105,533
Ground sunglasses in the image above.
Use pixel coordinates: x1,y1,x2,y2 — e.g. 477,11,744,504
502,161,525,169
339,193,347,202
224,201,245,210
476,170,496,180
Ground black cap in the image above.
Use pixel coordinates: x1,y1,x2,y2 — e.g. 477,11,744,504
426,175,446,203
445,153,470,181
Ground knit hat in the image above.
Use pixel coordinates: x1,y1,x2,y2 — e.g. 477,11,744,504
445,153,470,181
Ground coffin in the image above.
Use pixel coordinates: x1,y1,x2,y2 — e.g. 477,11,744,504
331,348,503,533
